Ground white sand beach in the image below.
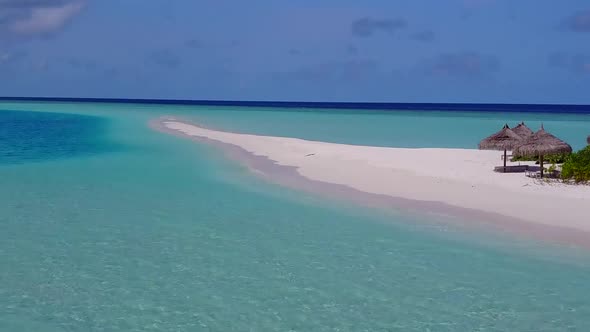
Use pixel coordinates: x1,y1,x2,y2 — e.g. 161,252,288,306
159,118,590,237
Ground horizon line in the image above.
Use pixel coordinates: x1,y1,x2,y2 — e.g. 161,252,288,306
1,97,590,113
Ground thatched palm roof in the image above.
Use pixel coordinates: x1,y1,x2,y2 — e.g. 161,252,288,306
479,124,523,151
512,122,533,138
513,127,572,157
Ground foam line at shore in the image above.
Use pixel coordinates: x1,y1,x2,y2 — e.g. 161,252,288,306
153,117,590,246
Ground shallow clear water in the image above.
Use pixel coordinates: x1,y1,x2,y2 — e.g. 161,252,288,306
1,102,590,331
185,107,590,150
3,101,590,150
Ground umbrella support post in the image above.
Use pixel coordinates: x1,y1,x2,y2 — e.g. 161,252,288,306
503,149,507,173
540,155,544,178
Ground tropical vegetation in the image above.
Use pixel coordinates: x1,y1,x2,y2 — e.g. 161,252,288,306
561,146,590,183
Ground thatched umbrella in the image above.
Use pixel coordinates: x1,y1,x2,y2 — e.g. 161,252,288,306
513,126,573,178
479,124,523,172
512,122,533,138
587,135,590,145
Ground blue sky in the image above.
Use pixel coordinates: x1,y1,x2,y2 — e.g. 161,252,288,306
1,0,589,103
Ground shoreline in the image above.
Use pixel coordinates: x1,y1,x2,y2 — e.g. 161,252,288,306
152,117,590,248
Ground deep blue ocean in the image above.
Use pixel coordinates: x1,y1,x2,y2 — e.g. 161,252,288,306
1,101,590,331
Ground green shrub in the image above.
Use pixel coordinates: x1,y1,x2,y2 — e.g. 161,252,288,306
546,154,567,164
511,154,568,164
561,146,590,183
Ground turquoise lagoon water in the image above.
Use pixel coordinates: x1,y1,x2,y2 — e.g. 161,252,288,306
182,106,590,150
1,101,590,331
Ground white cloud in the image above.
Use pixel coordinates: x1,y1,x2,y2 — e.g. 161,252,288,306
0,0,85,38
9,1,85,36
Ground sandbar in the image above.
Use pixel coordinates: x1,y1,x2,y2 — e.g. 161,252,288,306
153,117,590,247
